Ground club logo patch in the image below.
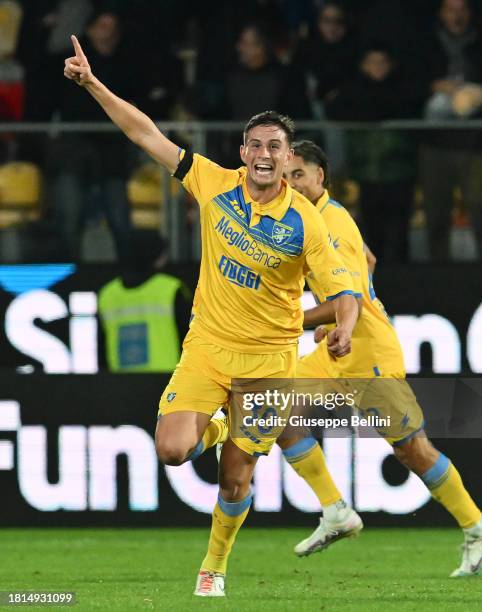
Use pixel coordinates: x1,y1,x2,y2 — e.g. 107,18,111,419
167,392,177,402
272,222,293,245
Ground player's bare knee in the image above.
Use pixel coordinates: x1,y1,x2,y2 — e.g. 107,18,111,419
155,439,189,466
155,417,199,465
219,482,249,502
219,473,251,502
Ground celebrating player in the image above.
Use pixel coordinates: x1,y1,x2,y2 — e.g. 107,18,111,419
63,37,359,596
279,140,482,577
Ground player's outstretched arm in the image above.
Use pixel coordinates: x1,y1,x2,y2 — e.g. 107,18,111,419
64,35,179,174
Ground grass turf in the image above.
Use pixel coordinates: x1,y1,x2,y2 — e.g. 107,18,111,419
0,528,481,611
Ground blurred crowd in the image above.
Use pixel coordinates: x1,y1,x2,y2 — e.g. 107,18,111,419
0,0,482,263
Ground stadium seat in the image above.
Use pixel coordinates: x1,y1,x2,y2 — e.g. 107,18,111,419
0,0,22,59
0,161,41,228
127,162,180,229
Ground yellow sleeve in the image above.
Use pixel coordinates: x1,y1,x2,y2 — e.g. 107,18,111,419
175,151,239,208
304,211,354,300
334,227,364,298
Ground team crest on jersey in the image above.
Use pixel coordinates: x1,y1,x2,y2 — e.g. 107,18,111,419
167,392,176,402
272,222,293,245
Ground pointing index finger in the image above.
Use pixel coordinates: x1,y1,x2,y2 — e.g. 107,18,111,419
71,35,86,61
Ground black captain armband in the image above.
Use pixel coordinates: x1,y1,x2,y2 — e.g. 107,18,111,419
173,149,194,181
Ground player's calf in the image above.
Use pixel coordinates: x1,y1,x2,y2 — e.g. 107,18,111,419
394,431,482,576
218,438,257,501
392,432,439,475
277,436,364,557
196,440,258,596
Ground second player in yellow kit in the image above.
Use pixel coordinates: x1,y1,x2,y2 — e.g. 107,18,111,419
278,141,482,576
296,187,424,443
300,188,404,378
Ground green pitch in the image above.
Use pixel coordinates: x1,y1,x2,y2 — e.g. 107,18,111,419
1,528,481,611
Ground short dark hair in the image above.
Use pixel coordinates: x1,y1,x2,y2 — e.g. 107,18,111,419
244,110,295,145
292,140,330,188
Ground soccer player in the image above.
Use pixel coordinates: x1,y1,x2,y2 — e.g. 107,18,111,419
63,37,359,596
279,140,482,577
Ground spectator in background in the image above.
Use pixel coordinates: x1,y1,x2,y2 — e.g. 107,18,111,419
350,0,436,79
17,1,96,176
194,2,287,116
292,1,358,175
293,1,358,115
48,10,138,263
115,0,185,120
134,49,183,121
18,0,95,122
326,43,418,262
225,22,310,121
98,230,191,373
421,0,482,260
201,21,310,166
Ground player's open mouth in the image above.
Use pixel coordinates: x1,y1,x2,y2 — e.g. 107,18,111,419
254,164,274,176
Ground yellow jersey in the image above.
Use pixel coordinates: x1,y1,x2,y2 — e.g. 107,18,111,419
307,191,405,376
174,153,354,353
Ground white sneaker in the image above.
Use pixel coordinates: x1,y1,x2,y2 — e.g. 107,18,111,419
450,521,482,578
193,570,226,596
294,505,363,557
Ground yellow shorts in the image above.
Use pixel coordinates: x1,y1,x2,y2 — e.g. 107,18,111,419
297,341,336,378
349,377,424,445
295,344,424,445
159,330,297,456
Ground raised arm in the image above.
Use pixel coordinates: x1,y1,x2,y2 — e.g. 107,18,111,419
64,35,180,174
